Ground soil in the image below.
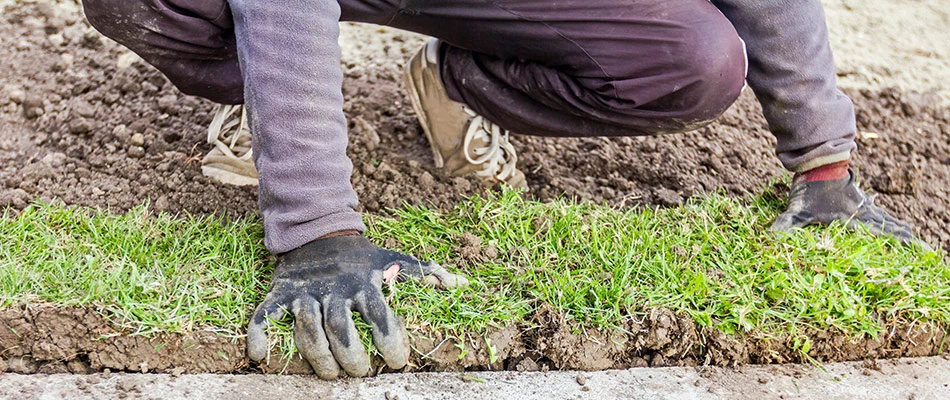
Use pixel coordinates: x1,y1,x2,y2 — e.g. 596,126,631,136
824,0,950,104
2,1,949,251
1,304,946,375
0,0,948,375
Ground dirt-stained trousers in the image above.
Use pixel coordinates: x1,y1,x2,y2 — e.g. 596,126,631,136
81,0,857,253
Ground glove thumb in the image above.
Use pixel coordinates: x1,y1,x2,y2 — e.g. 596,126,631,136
770,210,815,233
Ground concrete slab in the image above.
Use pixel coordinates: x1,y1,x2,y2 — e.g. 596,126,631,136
1,356,948,400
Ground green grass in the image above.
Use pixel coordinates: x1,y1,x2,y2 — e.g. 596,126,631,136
0,203,270,336
1,189,947,350
374,190,948,341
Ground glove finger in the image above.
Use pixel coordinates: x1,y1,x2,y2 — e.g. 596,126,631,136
850,214,912,238
323,298,371,377
421,265,470,289
375,248,423,272
848,211,933,251
290,297,341,380
377,249,470,289
396,259,470,289
246,294,288,362
769,211,815,233
353,289,409,370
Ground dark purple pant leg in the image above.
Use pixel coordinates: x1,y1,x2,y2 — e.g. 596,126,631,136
381,0,747,137
84,0,743,136
82,0,244,104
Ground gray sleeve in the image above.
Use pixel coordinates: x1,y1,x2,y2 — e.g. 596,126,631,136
228,0,365,254
712,0,856,172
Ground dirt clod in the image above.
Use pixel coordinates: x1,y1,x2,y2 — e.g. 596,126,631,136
130,133,145,147
515,358,539,372
6,87,25,104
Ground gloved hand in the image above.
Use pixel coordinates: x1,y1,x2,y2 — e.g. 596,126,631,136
246,235,469,379
771,170,929,249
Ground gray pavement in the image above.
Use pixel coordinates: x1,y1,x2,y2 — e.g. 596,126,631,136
1,356,948,399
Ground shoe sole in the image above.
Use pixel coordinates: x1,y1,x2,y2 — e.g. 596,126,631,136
403,51,446,169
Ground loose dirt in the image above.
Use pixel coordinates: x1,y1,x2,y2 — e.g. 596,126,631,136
824,0,950,104
0,0,948,375
2,1,948,250
1,304,946,375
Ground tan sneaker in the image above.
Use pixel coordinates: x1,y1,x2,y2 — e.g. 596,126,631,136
201,104,259,186
404,38,527,189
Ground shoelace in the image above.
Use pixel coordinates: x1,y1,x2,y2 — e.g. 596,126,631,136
207,104,253,161
461,107,518,182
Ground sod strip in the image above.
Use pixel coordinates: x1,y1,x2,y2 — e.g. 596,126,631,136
0,203,270,336
1,190,947,353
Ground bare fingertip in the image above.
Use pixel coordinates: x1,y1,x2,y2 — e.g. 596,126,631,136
383,264,400,283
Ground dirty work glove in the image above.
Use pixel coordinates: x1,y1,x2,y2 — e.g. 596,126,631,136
771,170,929,249
246,235,469,379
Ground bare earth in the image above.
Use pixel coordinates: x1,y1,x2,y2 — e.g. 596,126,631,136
823,0,950,103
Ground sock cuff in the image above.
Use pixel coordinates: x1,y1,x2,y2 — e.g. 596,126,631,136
800,159,851,182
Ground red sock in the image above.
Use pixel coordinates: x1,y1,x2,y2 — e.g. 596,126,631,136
801,159,850,182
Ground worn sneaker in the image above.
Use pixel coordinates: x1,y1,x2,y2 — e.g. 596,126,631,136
404,38,527,189
201,104,259,186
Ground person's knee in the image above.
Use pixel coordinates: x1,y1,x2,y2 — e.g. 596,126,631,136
82,0,243,104
599,6,747,133
667,15,747,126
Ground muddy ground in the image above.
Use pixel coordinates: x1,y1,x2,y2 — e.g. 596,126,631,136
0,0,948,375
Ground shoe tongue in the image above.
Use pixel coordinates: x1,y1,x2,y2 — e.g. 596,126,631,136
425,39,441,64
